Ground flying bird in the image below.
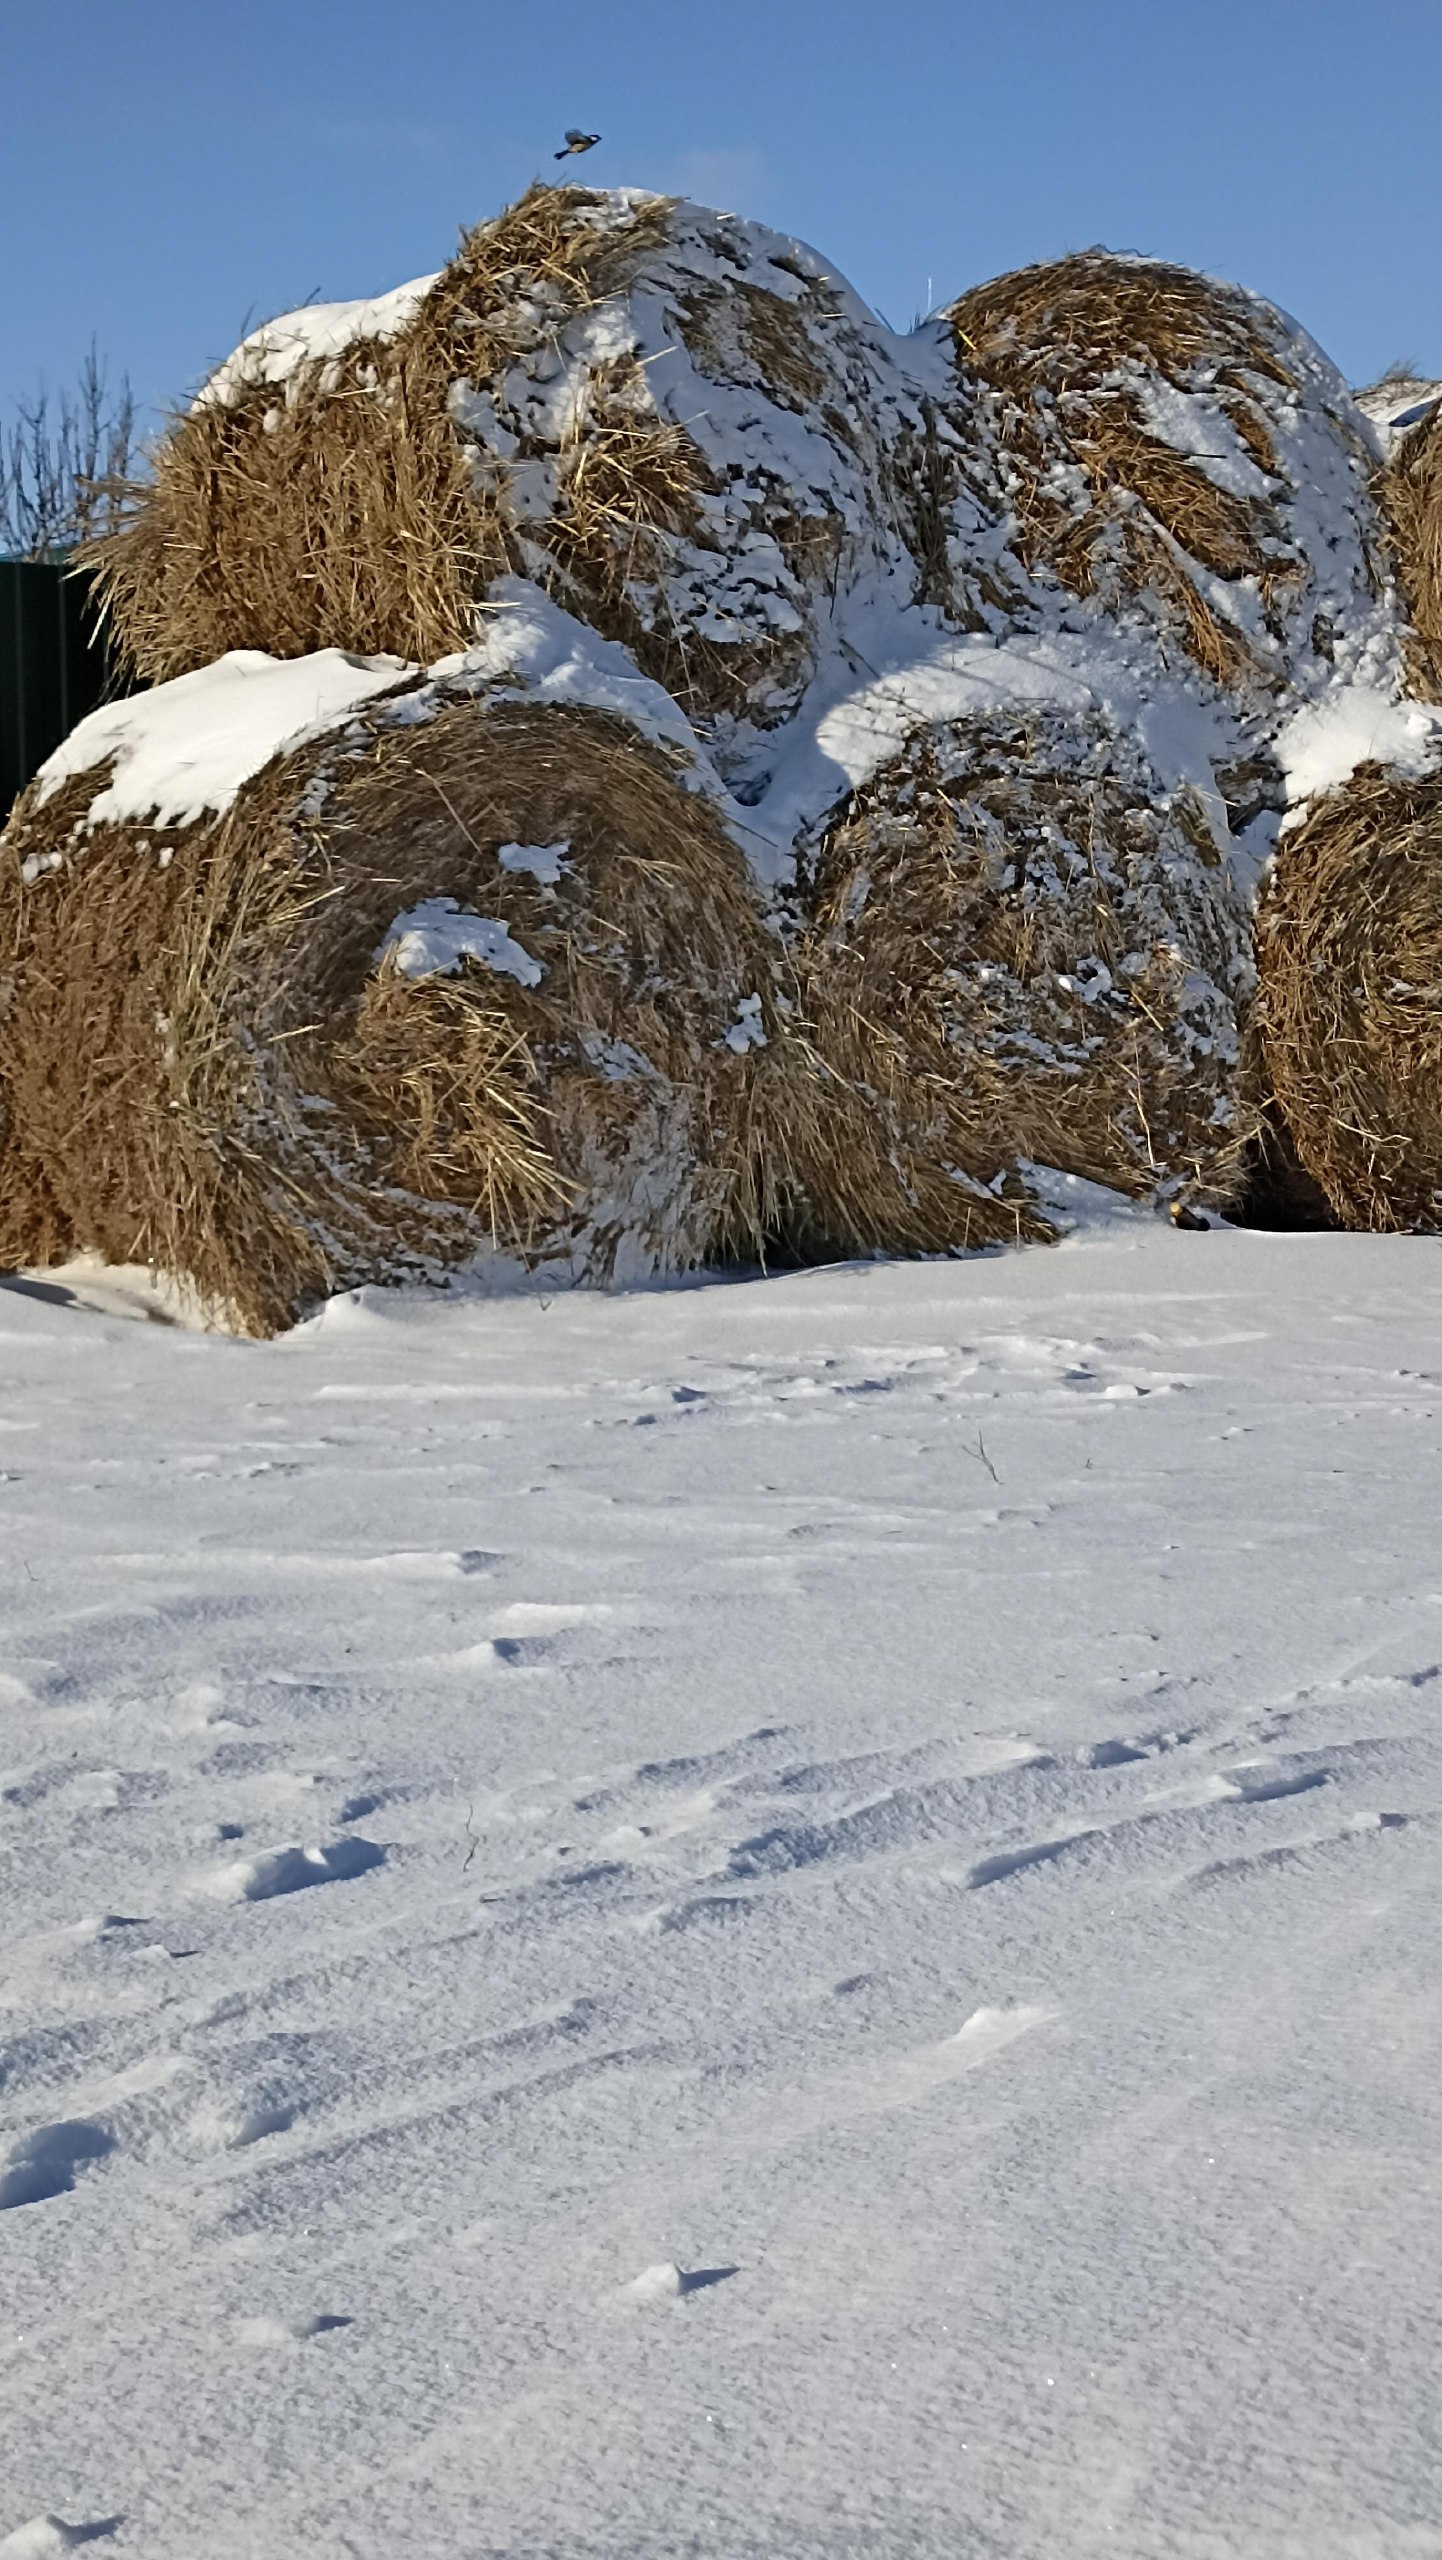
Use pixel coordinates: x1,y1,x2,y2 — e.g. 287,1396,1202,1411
555,129,601,160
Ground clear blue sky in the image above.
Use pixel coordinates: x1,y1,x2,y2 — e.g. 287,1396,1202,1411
4,0,1439,430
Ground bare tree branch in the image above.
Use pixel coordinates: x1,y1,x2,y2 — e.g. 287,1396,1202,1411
1,344,136,561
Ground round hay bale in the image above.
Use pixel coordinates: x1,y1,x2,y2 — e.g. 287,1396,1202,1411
788,710,1257,1250
0,660,795,1333
947,253,1386,698
1376,397,1442,699
1253,761,1442,1229
87,187,981,750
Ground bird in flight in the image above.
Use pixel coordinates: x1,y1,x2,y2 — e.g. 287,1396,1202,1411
555,129,601,160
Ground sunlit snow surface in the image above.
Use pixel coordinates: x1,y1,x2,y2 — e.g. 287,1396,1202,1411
3,1221,1442,2552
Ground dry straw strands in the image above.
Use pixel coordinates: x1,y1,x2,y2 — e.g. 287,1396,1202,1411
1377,401,1442,699
85,188,674,685
790,712,1257,1251
1254,762,1442,1230
947,253,1372,694
0,688,795,1333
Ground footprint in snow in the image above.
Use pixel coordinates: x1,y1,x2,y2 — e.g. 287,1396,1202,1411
204,1835,386,1903
0,2120,115,2212
1075,1728,1196,1768
967,1832,1095,1889
191,2099,297,2151
1213,1765,1331,1804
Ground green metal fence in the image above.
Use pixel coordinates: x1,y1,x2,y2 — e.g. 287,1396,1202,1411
0,559,118,823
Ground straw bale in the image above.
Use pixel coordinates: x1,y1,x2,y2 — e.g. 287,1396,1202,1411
947,253,1383,695
0,684,797,1333
1253,761,1442,1228
1377,400,1442,699
787,711,1257,1251
86,188,988,749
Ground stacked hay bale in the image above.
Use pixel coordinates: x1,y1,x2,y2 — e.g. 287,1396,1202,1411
785,708,1255,1251
85,186,1012,783
0,602,800,1332
943,251,1389,701
1242,383,1442,1232
1371,390,1442,699
1251,735,1442,1231
780,250,1427,1249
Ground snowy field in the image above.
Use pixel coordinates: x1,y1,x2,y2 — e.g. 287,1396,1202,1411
4,1217,1442,2558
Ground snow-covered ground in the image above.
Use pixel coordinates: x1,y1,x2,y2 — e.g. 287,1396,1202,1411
4,1221,1442,2558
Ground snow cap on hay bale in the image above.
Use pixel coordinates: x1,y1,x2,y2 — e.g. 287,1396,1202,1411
1254,756,1442,1229
0,612,795,1334
1375,395,1442,699
788,709,1257,1252
87,186,994,757
946,253,1389,698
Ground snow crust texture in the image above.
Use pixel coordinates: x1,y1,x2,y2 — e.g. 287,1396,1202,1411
3,1229,1442,2554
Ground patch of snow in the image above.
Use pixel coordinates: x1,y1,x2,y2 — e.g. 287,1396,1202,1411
720,993,767,1054
625,2260,687,2303
0,2523,103,2559
496,838,570,885
1135,378,1274,498
1276,686,1442,813
1354,377,1442,454
198,276,441,409
378,897,545,987
747,605,1241,869
428,580,729,795
35,649,415,828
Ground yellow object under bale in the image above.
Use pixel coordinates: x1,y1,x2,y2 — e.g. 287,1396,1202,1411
789,711,1258,1252
0,672,797,1334
1254,760,1442,1230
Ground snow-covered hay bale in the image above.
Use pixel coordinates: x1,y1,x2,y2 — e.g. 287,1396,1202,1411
1254,762,1442,1229
1376,397,1442,699
0,646,793,1334
790,711,1257,1249
86,186,965,751
947,253,1384,697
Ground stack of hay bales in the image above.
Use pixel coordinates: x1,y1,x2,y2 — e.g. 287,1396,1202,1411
0,598,800,1331
780,249,1416,1241
8,187,1442,1317
85,185,1011,775
25,184,1085,1306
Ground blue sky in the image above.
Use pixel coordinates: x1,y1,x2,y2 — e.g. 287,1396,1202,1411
4,0,1439,429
